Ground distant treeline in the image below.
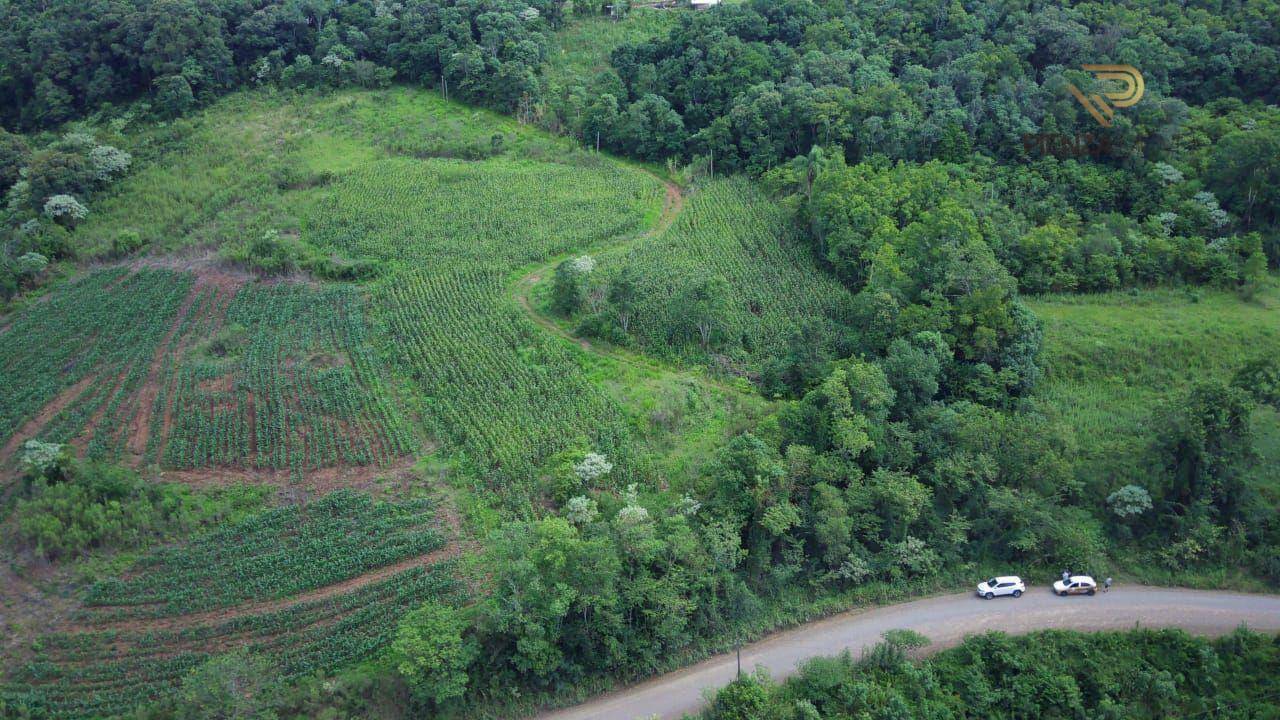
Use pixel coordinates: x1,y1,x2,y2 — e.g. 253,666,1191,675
0,0,568,128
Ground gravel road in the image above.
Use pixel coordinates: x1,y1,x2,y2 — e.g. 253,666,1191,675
536,585,1280,720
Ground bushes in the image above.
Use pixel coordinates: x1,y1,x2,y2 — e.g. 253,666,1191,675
13,459,259,561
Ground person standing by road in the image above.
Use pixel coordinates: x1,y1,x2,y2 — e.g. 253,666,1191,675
1104,577,1113,592
1062,569,1070,584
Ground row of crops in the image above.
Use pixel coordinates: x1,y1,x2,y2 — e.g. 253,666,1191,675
376,269,634,495
161,283,416,472
78,489,444,619
596,178,855,368
2,564,458,720
0,268,192,457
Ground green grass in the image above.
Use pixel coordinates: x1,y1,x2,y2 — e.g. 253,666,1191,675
544,11,678,95
74,89,627,257
1028,281,1280,495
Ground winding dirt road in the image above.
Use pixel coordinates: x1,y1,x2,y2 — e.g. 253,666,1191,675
537,586,1280,720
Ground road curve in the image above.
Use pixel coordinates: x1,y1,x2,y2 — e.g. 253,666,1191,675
536,586,1280,720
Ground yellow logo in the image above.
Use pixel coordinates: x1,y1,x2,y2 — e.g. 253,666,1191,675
1067,64,1144,127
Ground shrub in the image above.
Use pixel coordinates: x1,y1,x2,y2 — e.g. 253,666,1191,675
112,229,144,256
13,461,251,560
0,127,30,192
177,650,282,720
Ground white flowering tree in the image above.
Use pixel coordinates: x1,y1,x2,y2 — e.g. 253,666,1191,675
16,252,47,277
89,145,132,181
43,193,88,225
573,452,613,485
565,495,599,525
1107,484,1153,519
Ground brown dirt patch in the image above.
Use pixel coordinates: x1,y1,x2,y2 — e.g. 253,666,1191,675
0,554,79,666
155,454,423,494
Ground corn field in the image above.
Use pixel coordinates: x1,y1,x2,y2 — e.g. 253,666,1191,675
161,284,415,472
377,269,632,492
0,268,192,458
597,178,854,367
3,564,458,719
81,490,442,617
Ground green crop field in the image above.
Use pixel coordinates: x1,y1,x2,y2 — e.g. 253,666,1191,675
0,268,191,459
0,490,456,718
79,490,444,617
3,564,457,720
162,283,415,472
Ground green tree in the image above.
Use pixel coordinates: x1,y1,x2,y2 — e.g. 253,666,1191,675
708,675,769,720
153,75,196,119
392,601,475,705
1232,356,1280,410
1208,126,1280,230
1157,381,1256,526
678,275,731,348
0,127,30,193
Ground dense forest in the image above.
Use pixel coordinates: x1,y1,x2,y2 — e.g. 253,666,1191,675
0,1,1278,719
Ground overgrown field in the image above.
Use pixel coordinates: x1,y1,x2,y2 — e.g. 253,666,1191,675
543,10,677,100
1029,282,1280,494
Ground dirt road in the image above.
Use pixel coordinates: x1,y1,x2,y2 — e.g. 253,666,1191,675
536,586,1280,720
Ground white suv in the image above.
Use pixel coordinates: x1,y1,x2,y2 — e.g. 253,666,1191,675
977,575,1025,599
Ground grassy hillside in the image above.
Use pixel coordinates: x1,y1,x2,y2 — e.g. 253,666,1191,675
1,89,673,495
1029,281,1280,496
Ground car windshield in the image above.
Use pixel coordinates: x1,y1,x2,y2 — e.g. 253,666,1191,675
986,578,998,586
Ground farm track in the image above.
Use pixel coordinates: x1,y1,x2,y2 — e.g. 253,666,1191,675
511,176,755,401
